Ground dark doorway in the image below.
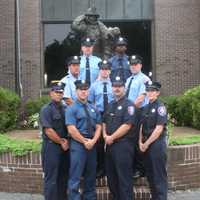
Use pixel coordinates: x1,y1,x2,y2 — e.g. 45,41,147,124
44,21,151,86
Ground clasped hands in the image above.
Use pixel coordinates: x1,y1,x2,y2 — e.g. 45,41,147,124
60,138,69,151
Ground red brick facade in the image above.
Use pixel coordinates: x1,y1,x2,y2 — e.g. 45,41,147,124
0,0,200,98
0,0,16,91
19,0,42,99
154,0,200,95
0,144,200,199
0,0,41,99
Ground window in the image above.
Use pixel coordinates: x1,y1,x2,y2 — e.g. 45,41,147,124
43,21,151,85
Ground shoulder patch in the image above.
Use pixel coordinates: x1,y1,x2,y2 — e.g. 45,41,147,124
157,106,167,116
128,106,135,115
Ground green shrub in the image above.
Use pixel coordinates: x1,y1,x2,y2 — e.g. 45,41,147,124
27,113,39,128
179,85,200,128
161,85,200,129
25,95,50,117
160,95,181,125
21,95,50,129
160,96,179,119
174,95,192,126
190,95,200,129
0,87,20,132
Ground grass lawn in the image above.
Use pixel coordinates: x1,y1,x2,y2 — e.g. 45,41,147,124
1,126,200,156
0,133,41,156
169,126,200,145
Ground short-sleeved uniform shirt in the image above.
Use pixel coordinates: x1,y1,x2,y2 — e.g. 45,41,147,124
125,72,150,107
60,72,80,101
80,55,101,84
141,99,167,138
40,101,68,140
65,100,102,138
103,96,136,140
88,79,114,113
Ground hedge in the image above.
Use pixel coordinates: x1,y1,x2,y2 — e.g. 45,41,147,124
24,95,50,117
0,87,20,132
160,84,200,129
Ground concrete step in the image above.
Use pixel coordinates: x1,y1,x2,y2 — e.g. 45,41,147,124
96,177,149,187
96,186,151,200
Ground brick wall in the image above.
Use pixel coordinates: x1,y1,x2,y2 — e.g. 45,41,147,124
0,0,16,92
1,0,200,98
154,0,200,95
0,0,42,99
0,152,43,193
0,144,200,199
168,144,200,190
19,0,42,99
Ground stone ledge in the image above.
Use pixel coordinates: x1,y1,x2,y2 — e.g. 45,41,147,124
0,144,200,194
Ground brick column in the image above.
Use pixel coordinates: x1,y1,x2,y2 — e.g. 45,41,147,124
154,0,200,95
0,0,16,92
19,0,42,99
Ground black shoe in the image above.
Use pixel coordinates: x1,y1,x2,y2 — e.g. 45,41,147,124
139,171,145,177
96,169,105,179
133,171,141,179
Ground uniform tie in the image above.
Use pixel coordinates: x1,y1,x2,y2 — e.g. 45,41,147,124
126,76,134,97
118,58,125,83
103,82,108,111
83,103,93,136
86,57,91,86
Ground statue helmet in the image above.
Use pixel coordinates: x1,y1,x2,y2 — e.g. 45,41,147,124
85,7,100,18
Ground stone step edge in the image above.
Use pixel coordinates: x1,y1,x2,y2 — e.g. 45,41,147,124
95,186,151,200
95,177,149,187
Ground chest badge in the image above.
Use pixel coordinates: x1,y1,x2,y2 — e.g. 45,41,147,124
117,106,122,110
151,108,156,113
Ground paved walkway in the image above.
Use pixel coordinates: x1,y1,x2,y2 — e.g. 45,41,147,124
1,190,200,200
168,190,200,200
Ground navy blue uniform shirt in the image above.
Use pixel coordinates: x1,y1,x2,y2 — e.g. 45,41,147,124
109,54,131,83
141,99,167,138
40,101,68,140
103,96,136,139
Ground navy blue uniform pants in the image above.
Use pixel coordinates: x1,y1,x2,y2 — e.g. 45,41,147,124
143,138,168,200
106,139,135,200
68,140,97,200
96,134,105,175
133,108,145,176
42,141,69,200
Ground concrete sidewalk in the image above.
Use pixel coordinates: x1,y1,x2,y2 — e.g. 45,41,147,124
1,190,200,200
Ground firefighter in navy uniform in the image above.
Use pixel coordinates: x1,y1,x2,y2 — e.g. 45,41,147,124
40,81,69,200
139,81,168,200
109,37,131,84
103,76,137,200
